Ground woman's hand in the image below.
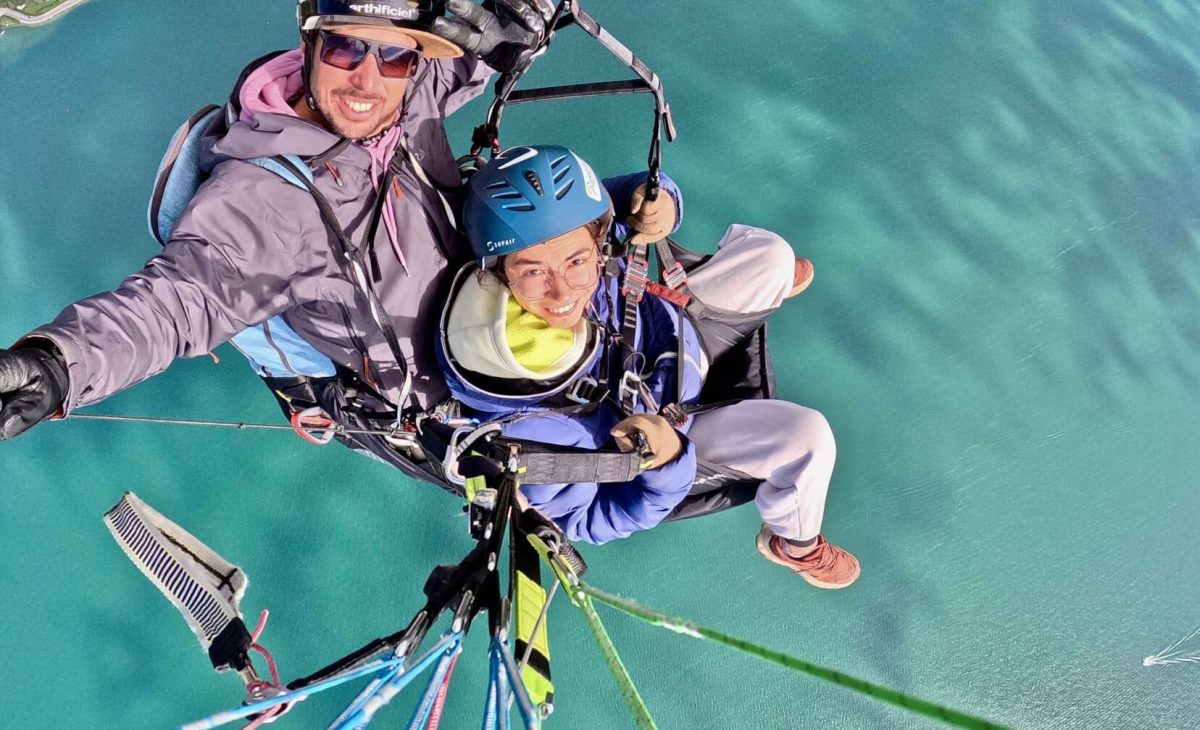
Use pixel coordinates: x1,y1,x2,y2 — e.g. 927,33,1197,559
611,413,683,468
626,183,677,246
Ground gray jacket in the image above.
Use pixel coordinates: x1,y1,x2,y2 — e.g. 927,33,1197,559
32,52,492,412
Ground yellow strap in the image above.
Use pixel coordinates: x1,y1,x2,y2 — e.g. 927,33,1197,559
464,474,487,503
515,570,554,705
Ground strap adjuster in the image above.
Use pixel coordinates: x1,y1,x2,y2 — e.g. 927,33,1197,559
661,402,689,428
565,376,602,405
621,257,649,302
644,281,690,308
618,371,643,412
662,262,688,290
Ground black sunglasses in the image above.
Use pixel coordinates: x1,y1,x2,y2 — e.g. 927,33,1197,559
318,31,422,79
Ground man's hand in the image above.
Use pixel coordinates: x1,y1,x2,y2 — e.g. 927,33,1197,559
0,343,67,441
626,183,677,246
611,413,683,468
433,0,550,74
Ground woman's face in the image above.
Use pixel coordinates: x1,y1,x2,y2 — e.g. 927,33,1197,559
502,226,601,329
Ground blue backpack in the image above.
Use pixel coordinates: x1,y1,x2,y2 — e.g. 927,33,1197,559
146,105,336,380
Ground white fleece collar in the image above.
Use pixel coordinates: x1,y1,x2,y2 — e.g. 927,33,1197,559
445,272,591,381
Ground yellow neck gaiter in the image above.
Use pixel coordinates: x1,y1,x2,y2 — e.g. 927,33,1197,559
505,297,575,373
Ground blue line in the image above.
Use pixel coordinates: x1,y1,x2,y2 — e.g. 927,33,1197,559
178,634,457,730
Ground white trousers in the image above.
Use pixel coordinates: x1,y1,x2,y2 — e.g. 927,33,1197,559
687,224,799,314
682,225,835,542
687,401,835,542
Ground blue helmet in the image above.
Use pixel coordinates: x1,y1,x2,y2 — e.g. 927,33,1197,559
463,145,613,262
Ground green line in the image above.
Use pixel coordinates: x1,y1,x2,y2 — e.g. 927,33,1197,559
576,584,1011,730
576,592,659,730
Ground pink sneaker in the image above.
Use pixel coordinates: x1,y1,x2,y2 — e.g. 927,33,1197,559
788,258,815,298
756,525,860,589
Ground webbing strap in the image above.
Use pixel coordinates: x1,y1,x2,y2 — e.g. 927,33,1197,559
570,2,676,183
517,449,646,485
616,243,650,413
103,493,250,672
569,3,674,132
272,155,416,409
512,530,554,713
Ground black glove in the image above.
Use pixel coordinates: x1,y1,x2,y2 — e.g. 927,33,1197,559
0,342,68,440
432,0,549,74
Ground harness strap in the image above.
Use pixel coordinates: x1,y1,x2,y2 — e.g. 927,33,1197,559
103,492,252,672
616,243,650,412
471,0,675,180
273,155,416,410
517,449,649,485
512,518,555,715
398,134,458,227
568,1,677,181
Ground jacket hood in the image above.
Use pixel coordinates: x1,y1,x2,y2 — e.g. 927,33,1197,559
207,50,373,167
212,48,414,271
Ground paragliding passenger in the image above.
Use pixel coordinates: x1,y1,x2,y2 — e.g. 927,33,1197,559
440,145,860,588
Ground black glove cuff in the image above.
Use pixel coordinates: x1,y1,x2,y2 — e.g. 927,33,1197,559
16,339,69,407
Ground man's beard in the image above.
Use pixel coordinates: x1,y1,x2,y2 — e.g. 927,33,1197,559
319,94,397,142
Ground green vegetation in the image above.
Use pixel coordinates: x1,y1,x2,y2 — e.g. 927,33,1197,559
0,0,87,26
1,0,69,12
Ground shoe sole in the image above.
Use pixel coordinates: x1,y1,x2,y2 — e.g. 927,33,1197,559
755,525,861,590
788,258,815,298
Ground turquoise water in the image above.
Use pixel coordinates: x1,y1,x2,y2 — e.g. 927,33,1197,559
2,1,1199,727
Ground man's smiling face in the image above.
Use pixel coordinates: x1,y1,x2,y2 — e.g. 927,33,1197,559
307,24,420,140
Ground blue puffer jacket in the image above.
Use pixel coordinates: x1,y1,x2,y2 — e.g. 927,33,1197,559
437,173,707,544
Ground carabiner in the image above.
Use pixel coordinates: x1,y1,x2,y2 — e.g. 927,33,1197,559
289,407,336,446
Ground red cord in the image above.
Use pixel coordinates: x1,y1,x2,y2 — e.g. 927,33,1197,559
426,654,460,730
240,610,291,729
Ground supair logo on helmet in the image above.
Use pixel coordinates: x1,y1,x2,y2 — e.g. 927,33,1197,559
573,153,603,203
487,238,517,252
347,2,420,19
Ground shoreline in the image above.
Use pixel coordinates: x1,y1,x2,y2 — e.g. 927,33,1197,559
0,0,90,27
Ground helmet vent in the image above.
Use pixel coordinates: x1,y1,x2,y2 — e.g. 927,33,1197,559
549,154,574,199
523,170,544,196
486,180,531,208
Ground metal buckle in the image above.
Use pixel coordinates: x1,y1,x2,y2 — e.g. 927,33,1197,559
621,256,649,302
444,423,503,489
383,424,418,449
662,262,687,290
289,406,336,446
618,371,643,411
443,425,477,488
565,376,601,405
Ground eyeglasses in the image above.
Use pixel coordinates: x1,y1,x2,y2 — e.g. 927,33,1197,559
507,253,602,302
318,31,422,79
